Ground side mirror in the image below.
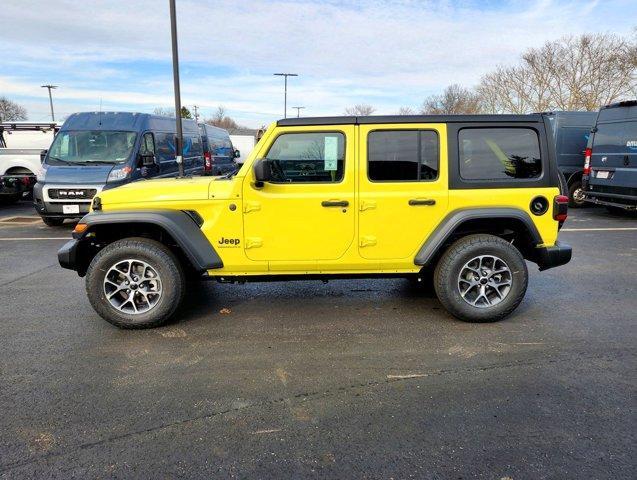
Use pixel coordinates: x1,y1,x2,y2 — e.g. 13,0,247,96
253,158,270,187
139,152,157,167
40,149,48,163
234,149,241,159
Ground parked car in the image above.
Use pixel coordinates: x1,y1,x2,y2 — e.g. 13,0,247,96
543,111,597,207
0,122,58,204
198,123,239,175
59,113,571,329
582,100,637,211
34,112,204,226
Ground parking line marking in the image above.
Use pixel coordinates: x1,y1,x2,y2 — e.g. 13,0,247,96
0,237,70,240
561,227,637,232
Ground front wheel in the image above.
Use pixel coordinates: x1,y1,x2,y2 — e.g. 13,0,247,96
433,234,528,323
85,238,185,329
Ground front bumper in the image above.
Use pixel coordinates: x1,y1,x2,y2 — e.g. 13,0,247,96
58,239,79,271
33,182,95,219
536,241,572,271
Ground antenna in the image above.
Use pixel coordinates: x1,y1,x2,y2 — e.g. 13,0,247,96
98,97,103,126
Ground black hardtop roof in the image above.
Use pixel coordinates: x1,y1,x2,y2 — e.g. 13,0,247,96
277,114,544,127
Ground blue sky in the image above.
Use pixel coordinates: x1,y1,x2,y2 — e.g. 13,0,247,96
1,0,635,127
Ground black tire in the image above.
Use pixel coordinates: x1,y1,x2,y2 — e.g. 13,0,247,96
0,193,21,205
85,237,185,329
42,217,64,226
433,234,528,323
568,179,586,208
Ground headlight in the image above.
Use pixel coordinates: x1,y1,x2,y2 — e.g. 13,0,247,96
107,165,132,182
36,164,48,182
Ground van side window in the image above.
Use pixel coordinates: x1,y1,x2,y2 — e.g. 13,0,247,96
140,132,155,155
265,132,345,183
459,128,541,180
368,130,439,181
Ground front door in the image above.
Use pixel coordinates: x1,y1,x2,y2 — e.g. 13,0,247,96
358,124,449,260
242,126,356,267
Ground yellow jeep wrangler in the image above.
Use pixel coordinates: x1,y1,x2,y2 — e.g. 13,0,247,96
59,114,572,328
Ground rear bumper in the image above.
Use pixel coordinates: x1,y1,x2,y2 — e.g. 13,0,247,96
58,239,79,271
535,241,572,271
584,190,637,210
0,174,36,196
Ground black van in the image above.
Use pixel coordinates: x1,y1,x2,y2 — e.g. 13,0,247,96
198,123,239,175
544,111,597,207
582,101,637,211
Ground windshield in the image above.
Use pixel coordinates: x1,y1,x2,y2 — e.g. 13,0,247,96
47,130,137,165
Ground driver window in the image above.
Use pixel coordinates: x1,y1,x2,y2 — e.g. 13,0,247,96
265,132,345,183
140,132,155,155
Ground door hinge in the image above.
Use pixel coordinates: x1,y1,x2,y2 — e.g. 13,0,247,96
243,201,261,213
359,235,377,247
359,200,377,211
245,237,263,249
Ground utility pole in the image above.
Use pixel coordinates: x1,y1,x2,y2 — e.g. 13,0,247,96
292,106,305,118
192,105,199,123
273,73,298,118
169,0,184,178
41,85,58,122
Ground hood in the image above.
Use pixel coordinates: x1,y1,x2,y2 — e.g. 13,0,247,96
99,176,215,205
43,164,114,185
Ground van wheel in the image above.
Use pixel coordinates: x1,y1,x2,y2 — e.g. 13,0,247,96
568,180,586,208
433,234,528,323
42,217,64,226
85,238,185,329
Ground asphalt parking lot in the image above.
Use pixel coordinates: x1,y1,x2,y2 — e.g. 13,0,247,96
0,201,635,479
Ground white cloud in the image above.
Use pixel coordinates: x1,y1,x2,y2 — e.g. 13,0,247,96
1,0,634,126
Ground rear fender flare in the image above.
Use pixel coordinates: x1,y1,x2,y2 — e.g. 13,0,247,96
414,208,542,266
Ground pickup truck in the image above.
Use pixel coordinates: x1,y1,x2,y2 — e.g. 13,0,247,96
0,122,58,203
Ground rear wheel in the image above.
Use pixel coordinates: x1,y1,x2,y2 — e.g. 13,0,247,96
433,234,528,323
568,179,586,208
42,217,64,226
85,237,185,329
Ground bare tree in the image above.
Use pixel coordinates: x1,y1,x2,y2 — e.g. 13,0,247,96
397,106,416,115
344,104,376,116
478,33,637,113
205,106,239,131
421,84,483,114
0,97,28,121
153,107,174,117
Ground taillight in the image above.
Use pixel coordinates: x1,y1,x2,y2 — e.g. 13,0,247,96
553,195,568,223
204,151,212,171
583,148,592,175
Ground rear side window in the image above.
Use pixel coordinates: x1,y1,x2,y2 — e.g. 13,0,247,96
368,130,439,181
265,132,345,183
559,127,590,154
459,128,541,180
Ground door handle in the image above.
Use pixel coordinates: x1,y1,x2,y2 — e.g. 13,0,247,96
408,198,436,206
322,200,349,207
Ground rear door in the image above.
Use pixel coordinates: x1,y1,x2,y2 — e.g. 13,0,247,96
591,120,637,189
357,124,449,260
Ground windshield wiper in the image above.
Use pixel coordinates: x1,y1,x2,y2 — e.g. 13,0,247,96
48,156,79,166
85,160,117,165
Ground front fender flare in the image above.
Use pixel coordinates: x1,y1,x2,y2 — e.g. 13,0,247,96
71,209,223,272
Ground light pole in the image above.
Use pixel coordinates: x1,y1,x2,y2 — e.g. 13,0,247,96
273,73,298,118
292,106,305,118
169,0,184,178
41,85,57,122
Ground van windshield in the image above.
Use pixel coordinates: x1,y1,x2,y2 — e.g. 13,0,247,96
47,130,137,165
